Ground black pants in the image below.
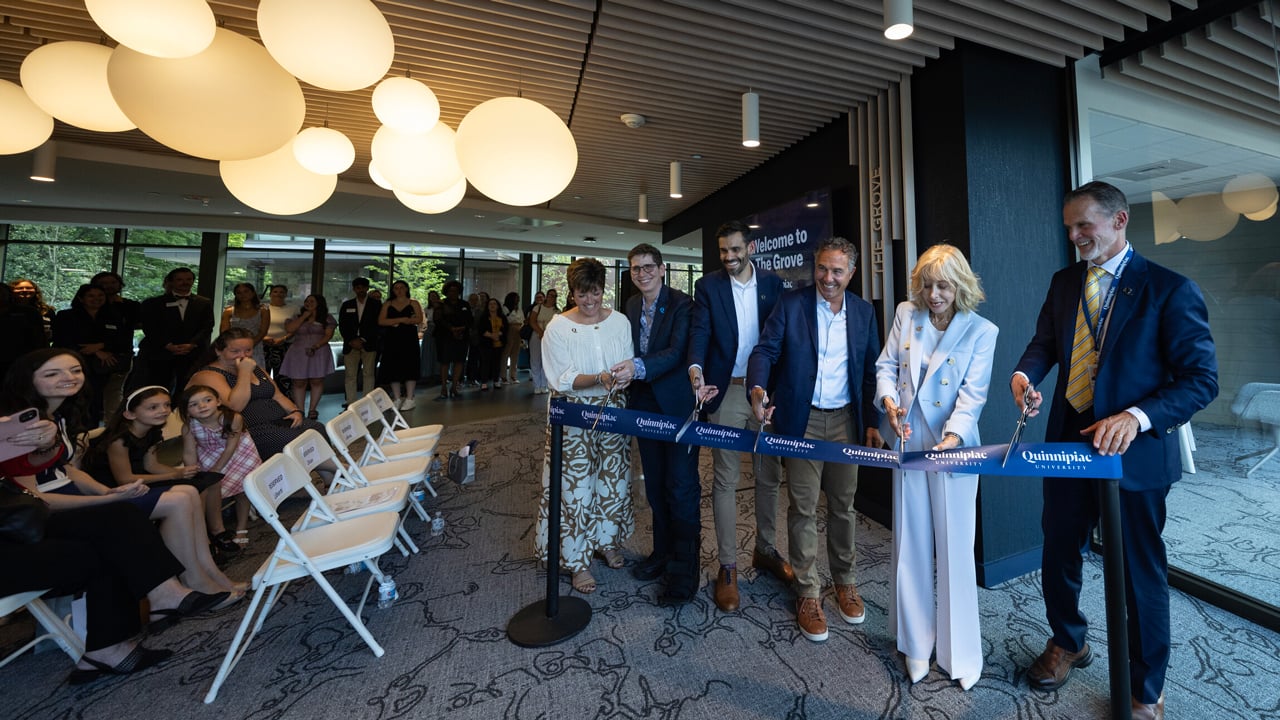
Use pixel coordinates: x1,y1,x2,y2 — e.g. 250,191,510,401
0,503,183,651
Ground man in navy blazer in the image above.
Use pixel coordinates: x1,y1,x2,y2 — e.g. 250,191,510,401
1013,182,1217,719
611,243,700,602
687,221,791,612
747,237,882,642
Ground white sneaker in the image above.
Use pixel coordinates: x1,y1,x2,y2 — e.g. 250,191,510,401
400,397,416,411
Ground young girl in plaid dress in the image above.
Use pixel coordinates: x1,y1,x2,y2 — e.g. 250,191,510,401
180,385,261,550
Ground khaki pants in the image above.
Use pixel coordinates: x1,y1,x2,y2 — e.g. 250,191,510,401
343,347,378,403
708,387,783,566
787,408,858,598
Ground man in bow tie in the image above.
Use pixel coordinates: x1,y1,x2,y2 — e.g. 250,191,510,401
130,267,215,395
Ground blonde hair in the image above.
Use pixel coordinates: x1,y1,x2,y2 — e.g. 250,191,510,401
909,244,985,314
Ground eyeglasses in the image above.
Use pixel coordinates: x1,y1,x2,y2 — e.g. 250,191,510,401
630,263,661,275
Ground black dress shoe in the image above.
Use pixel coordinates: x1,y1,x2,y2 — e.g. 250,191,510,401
631,552,669,581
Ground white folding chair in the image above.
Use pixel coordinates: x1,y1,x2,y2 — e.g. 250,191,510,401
325,410,436,520
366,388,443,444
283,430,420,555
0,590,84,668
350,396,440,459
203,454,399,703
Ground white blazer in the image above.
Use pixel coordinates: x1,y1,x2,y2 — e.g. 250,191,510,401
875,301,999,447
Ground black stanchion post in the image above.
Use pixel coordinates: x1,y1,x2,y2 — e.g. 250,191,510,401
507,416,592,647
1099,478,1132,720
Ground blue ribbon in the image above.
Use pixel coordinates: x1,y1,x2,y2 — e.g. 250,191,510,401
548,398,1121,479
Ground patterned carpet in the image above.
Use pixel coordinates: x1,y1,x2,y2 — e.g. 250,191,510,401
1,410,1277,719
1167,422,1280,608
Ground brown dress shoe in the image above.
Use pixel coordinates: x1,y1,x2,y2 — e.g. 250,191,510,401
713,566,739,612
796,597,828,642
1027,639,1093,691
1131,693,1165,720
833,583,865,624
751,546,796,584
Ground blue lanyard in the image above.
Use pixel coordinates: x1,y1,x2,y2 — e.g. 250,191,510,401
1081,247,1132,348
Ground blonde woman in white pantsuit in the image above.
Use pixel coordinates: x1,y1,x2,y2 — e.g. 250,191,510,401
875,244,997,691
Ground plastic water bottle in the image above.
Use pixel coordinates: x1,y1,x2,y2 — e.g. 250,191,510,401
411,487,425,504
428,456,443,481
377,577,398,609
431,512,445,536
344,562,362,575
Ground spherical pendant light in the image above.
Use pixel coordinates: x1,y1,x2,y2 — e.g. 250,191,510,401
220,138,337,215
108,28,306,161
1222,173,1279,215
394,177,467,214
455,96,577,207
1176,192,1239,242
20,42,135,132
292,126,355,174
257,0,394,91
0,80,54,155
371,77,440,133
86,0,216,59
370,122,462,195
368,161,395,190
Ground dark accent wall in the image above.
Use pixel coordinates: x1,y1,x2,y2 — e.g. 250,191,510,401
912,41,1072,587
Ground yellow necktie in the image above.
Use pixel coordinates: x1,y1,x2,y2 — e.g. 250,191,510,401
1065,266,1106,412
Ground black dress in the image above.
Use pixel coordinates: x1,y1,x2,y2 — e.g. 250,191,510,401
377,303,421,383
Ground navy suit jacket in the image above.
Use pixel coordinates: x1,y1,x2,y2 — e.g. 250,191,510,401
687,263,784,414
338,297,383,354
1014,251,1217,491
746,286,881,440
626,285,694,420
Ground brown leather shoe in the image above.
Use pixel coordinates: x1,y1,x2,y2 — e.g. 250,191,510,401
752,546,796,584
796,597,828,642
712,566,739,612
1027,639,1093,691
1131,693,1165,720
833,583,865,624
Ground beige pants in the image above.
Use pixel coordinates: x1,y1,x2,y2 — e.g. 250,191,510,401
786,408,859,598
708,387,783,566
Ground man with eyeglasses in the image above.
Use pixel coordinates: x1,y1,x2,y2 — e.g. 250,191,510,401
687,221,790,613
610,243,700,602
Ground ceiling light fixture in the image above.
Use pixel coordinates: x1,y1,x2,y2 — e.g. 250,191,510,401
884,0,914,40
86,0,215,59
806,192,820,208
638,193,649,223
670,161,683,199
257,0,394,92
30,141,56,182
742,91,759,148
455,96,578,207
0,80,53,154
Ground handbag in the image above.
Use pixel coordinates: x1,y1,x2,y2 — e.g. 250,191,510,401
520,322,534,341
0,481,50,544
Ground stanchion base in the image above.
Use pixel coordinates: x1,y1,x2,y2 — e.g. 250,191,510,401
507,597,592,647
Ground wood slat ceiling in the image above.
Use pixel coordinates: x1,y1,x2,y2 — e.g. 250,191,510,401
1107,3,1280,129
0,0,1211,229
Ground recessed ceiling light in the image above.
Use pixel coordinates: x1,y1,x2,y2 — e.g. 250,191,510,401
690,153,702,159
572,195,582,200
18,199,31,203
474,214,485,219
616,231,625,235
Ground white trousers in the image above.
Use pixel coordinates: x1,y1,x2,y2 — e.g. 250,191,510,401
891,466,982,679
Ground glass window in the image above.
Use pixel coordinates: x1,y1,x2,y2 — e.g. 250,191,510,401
121,246,201,301
125,228,202,246
463,257,519,306
395,243,459,301
3,242,113,310
8,223,112,245
323,252,389,312
1075,42,1280,610
535,255,572,308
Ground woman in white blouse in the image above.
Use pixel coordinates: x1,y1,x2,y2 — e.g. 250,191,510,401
535,258,635,595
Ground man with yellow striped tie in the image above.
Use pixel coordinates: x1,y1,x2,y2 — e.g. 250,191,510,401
1011,181,1217,720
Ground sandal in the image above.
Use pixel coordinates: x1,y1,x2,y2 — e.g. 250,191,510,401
232,529,250,548
209,531,242,556
598,547,625,569
147,590,229,635
209,590,246,612
307,410,319,420
571,569,596,594
68,645,173,685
